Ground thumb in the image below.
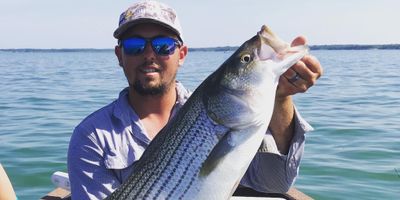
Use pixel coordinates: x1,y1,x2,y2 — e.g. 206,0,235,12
291,36,307,47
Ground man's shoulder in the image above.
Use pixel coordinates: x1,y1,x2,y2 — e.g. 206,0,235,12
75,100,119,133
75,88,131,132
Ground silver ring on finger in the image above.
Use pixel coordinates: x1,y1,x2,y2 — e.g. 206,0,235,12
288,72,301,83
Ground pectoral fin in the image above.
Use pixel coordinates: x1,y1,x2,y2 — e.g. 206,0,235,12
200,131,234,176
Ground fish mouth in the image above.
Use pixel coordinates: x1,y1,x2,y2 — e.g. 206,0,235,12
254,25,290,62
258,25,290,54
254,25,309,74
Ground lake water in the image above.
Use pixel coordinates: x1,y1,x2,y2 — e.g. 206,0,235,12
0,49,399,199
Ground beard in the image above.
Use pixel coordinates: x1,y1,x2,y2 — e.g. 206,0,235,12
132,80,166,95
131,74,176,96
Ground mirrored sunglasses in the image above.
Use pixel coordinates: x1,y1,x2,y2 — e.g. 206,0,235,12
121,36,181,56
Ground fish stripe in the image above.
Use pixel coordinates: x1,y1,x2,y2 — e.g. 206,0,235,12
145,95,225,199
135,95,201,199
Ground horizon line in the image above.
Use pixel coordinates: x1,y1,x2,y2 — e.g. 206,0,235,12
1,44,400,51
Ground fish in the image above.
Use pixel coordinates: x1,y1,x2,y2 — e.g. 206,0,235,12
105,25,309,200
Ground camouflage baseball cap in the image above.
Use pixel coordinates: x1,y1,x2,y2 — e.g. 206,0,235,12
113,0,184,42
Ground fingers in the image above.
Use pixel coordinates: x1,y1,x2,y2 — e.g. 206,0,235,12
302,55,323,79
276,35,323,98
277,72,300,97
291,36,307,47
283,68,309,93
290,36,322,79
278,54,323,97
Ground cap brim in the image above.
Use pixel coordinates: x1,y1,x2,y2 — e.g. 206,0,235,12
113,18,182,42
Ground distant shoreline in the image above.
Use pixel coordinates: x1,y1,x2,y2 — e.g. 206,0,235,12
189,44,400,51
1,44,399,52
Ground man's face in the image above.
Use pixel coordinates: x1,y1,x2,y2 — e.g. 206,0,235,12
115,23,187,96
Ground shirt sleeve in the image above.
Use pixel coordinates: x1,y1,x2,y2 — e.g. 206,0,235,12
67,126,120,200
240,107,313,193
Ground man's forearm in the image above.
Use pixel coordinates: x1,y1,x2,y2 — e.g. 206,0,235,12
269,96,295,154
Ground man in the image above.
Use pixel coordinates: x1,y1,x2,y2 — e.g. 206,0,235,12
68,1,323,199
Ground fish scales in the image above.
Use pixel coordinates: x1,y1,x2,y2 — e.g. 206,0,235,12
129,93,205,199
147,98,227,199
105,25,309,200
142,92,224,199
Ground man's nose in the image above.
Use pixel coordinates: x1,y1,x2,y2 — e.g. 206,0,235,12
143,42,156,58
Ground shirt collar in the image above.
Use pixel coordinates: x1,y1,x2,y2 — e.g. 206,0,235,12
113,87,134,124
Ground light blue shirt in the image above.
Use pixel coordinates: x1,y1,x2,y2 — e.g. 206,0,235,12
67,82,312,200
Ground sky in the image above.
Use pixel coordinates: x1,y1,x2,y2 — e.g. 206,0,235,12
0,0,399,49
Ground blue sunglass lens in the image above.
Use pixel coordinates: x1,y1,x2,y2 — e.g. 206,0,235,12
122,38,146,55
152,37,177,56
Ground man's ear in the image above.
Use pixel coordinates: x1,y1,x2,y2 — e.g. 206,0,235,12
178,45,188,66
115,46,123,67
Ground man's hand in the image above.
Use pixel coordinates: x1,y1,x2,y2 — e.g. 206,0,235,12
277,36,323,98
269,36,323,154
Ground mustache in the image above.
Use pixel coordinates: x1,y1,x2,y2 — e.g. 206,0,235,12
138,60,161,69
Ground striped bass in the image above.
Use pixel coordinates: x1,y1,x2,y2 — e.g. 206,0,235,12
105,25,309,200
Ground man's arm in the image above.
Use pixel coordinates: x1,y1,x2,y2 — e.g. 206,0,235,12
68,126,120,200
269,96,295,154
270,36,323,154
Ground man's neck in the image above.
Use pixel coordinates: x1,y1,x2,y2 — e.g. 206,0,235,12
127,83,177,139
128,83,177,119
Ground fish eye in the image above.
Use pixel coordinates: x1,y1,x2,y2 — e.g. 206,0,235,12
240,54,251,63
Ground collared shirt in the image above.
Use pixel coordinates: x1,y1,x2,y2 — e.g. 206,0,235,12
67,82,313,200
